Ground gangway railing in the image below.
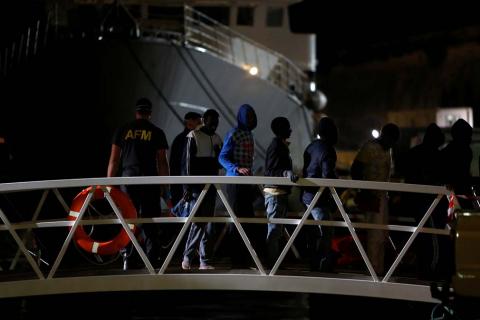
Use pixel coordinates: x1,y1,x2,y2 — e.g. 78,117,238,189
0,177,449,302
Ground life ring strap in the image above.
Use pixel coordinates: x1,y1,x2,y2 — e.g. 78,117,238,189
68,186,138,256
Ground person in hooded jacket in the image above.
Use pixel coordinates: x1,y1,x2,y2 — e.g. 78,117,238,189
302,117,338,272
437,119,473,280
219,104,258,267
181,109,222,270
403,123,445,279
264,117,299,268
351,123,400,275
440,118,473,209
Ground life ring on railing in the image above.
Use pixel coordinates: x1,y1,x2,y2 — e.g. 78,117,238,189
68,186,138,256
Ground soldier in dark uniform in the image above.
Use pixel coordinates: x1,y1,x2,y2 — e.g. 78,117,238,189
107,97,169,268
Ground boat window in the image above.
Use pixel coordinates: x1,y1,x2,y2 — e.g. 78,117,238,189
194,6,230,26
148,6,183,20
266,7,283,27
237,7,255,26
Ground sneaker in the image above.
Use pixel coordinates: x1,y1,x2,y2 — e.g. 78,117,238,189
181,259,191,270
199,263,215,270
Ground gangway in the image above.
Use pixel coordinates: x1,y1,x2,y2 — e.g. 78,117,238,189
0,176,450,302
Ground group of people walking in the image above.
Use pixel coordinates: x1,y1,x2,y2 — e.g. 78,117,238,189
107,97,474,277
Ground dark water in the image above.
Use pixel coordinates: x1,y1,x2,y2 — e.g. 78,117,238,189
0,290,439,320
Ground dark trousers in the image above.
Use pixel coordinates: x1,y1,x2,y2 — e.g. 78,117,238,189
121,184,162,262
226,184,258,266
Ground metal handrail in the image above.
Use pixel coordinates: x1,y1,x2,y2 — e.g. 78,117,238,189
182,5,308,98
1,178,448,264
0,176,450,301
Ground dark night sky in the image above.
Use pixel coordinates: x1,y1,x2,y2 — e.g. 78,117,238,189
289,1,480,72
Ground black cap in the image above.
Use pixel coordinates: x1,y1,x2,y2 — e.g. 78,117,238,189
184,112,202,120
135,98,152,112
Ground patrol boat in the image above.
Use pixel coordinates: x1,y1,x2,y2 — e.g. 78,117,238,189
0,0,322,180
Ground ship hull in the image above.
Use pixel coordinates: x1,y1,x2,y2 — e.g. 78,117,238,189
2,38,313,180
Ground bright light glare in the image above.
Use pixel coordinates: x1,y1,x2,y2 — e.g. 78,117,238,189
371,129,380,138
310,81,316,92
249,66,258,76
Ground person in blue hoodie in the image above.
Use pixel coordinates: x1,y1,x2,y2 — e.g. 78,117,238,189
264,117,298,268
219,104,257,267
302,117,338,272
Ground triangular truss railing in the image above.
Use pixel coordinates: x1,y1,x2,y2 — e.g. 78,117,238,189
0,176,450,296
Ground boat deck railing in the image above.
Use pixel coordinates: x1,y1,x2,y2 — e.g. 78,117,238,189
0,176,450,302
142,5,309,100
1,5,309,101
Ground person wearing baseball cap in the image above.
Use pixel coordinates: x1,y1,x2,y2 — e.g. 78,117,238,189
107,97,169,270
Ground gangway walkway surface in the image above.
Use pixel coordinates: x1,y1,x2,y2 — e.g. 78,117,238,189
0,176,450,302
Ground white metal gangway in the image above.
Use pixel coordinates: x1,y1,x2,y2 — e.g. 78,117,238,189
0,176,450,302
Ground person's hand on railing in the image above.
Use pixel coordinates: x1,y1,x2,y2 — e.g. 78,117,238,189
283,170,299,183
237,167,252,176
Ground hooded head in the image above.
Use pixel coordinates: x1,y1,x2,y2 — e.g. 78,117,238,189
237,104,257,131
317,117,338,145
379,123,400,150
423,123,444,148
202,109,220,134
451,118,472,144
271,117,292,139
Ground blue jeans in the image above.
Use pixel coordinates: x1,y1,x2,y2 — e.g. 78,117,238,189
265,193,289,266
183,186,216,265
302,193,333,271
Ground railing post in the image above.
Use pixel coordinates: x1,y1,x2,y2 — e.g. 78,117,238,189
229,28,235,64
25,27,31,58
18,34,24,65
214,24,220,58
2,48,7,76
10,42,16,69
254,46,260,78
43,15,50,49
33,19,40,56
54,2,58,38
183,5,188,44
241,39,247,66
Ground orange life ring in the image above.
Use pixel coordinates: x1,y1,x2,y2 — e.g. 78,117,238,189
68,186,138,255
